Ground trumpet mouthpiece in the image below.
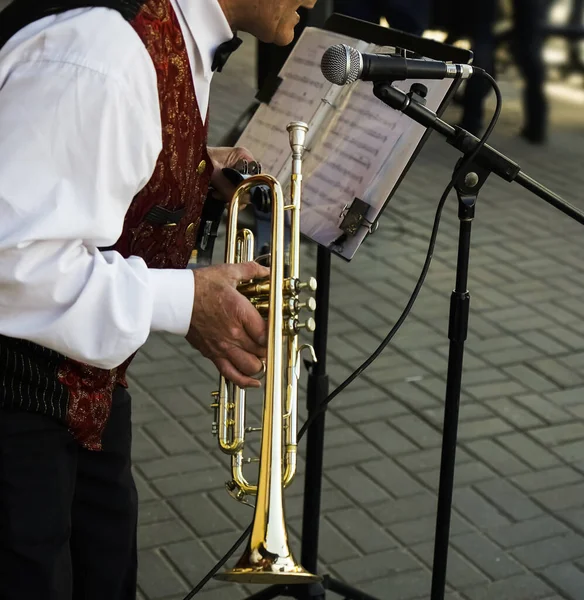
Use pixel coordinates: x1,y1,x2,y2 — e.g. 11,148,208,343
287,121,308,157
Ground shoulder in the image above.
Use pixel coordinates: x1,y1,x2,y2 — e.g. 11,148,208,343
0,7,159,115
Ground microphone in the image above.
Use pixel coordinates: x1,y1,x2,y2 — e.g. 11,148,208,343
321,43,473,86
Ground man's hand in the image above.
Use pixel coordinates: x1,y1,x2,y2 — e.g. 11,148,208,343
186,261,270,388
207,146,256,203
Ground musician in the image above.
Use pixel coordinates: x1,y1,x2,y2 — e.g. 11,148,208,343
0,0,315,596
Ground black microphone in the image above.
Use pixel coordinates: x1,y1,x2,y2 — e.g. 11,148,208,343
320,43,473,86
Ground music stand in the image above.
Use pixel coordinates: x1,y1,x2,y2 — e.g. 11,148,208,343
235,15,472,600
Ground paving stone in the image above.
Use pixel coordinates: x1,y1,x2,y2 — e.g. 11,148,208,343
162,540,229,595
518,330,572,355
143,420,200,456
137,368,213,390
338,398,408,423
512,394,573,424
466,380,528,400
138,550,187,599
484,397,545,428
325,465,389,505
534,482,584,512
140,337,182,361
457,417,514,441
551,439,584,463
474,478,543,521
135,470,159,503
138,500,175,525
358,569,432,600
503,364,558,393
452,487,512,530
396,447,472,472
169,493,238,537
129,357,195,378
389,513,470,545
481,346,543,367
511,534,584,570
152,467,229,497
322,440,384,468
384,380,443,409
461,368,509,386
530,357,584,387
463,573,554,600
511,465,583,492
357,421,419,455
388,414,443,448
138,519,192,550
411,541,488,588
452,531,525,579
138,452,219,479
531,422,584,447
469,336,524,354
323,426,363,448
133,428,165,462
487,515,570,549
148,387,207,418
374,491,438,526
288,516,361,564
496,433,560,470
543,327,584,351
463,439,531,476
329,548,425,585
540,563,584,600
326,508,397,553
360,456,425,497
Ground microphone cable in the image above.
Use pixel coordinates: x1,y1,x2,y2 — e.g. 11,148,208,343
184,67,501,599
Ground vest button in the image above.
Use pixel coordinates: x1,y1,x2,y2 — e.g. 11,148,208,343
197,160,207,175
186,222,195,237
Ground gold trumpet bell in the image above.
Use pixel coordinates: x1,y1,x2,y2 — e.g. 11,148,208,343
215,544,321,584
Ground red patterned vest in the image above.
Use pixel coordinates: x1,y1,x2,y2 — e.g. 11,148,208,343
0,0,212,450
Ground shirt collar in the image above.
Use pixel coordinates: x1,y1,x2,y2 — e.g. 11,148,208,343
173,0,234,81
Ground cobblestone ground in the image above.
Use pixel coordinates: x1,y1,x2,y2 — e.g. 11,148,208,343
129,33,584,600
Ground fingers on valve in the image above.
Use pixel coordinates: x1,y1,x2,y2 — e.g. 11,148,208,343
215,358,261,389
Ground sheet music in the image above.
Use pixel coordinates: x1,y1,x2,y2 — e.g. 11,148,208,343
301,73,452,259
237,29,457,260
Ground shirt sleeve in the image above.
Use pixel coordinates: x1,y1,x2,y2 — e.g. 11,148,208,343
0,59,194,369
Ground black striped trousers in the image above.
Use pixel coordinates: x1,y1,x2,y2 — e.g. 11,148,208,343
0,386,137,600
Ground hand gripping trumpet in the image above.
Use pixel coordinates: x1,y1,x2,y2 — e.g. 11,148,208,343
211,122,321,584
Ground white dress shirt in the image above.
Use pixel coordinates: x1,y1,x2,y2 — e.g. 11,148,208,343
0,0,233,369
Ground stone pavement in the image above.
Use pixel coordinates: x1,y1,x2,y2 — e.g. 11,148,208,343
130,34,584,600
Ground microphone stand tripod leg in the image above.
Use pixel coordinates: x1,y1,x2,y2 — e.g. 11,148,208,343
430,164,487,600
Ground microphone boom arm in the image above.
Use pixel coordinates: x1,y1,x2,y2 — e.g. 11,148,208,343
372,81,584,225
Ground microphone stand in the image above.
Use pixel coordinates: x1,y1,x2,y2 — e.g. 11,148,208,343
372,79,584,600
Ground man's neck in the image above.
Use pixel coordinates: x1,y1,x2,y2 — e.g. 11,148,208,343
216,0,239,30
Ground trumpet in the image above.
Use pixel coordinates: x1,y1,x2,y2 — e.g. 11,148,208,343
211,122,321,584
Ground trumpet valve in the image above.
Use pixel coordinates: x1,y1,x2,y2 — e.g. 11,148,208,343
297,277,317,293
297,297,317,313
286,317,316,335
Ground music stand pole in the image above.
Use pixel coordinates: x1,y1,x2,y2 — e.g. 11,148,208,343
298,246,380,600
